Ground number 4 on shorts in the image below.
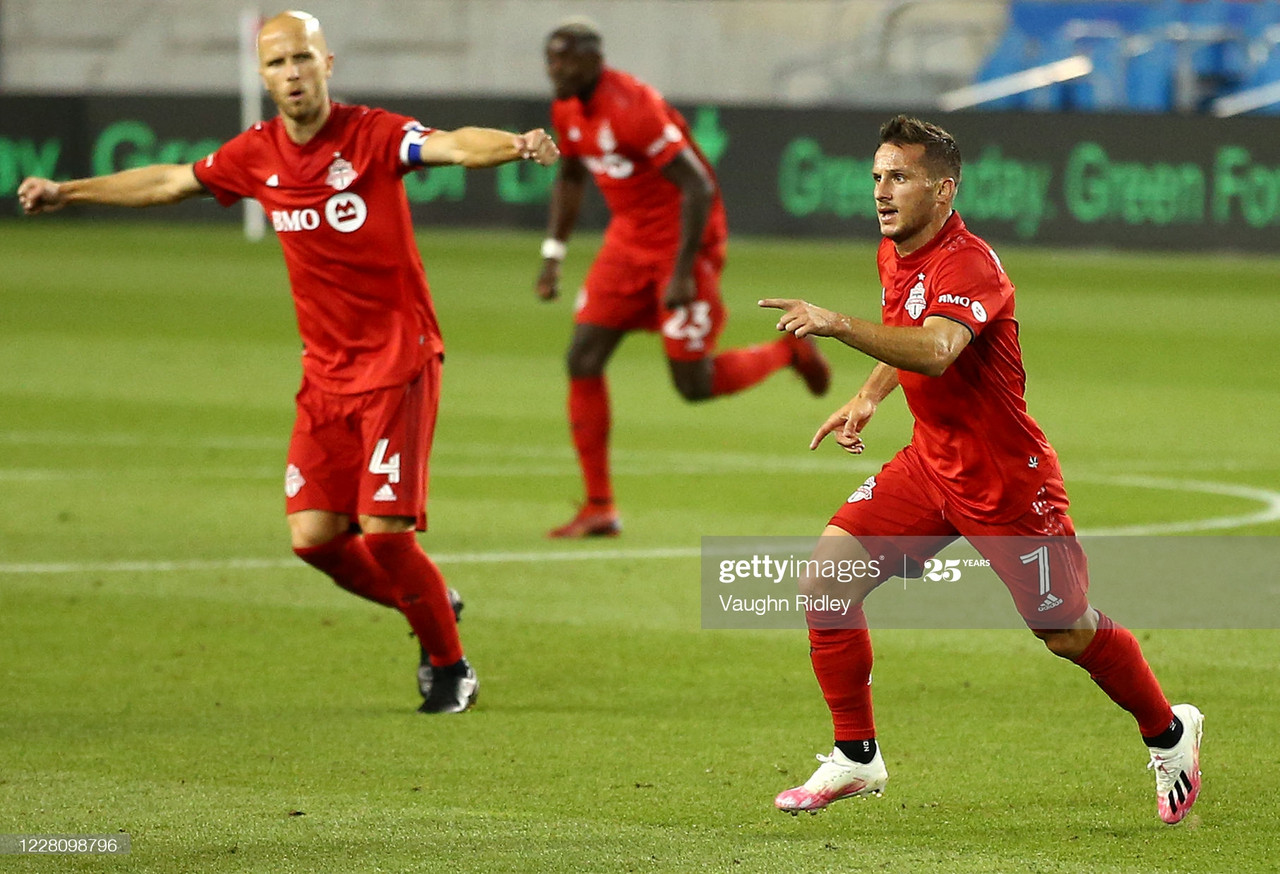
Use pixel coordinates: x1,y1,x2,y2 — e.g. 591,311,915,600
369,438,401,484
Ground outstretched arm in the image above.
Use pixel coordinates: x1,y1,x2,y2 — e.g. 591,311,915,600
417,127,559,169
759,298,970,377
535,156,588,302
18,164,206,214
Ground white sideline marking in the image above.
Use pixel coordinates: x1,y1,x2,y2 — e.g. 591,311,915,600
3,473,1279,576
1,428,1278,576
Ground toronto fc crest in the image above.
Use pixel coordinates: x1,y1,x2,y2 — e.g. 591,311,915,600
597,120,617,153
326,153,357,191
905,274,928,320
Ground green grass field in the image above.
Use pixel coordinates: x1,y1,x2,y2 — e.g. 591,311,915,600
2,221,1278,873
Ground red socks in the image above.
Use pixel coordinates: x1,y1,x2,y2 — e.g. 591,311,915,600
364,532,463,667
805,608,1173,747
566,344,792,501
568,375,613,503
293,533,397,608
294,531,463,667
1073,612,1174,737
807,606,876,743
710,340,793,396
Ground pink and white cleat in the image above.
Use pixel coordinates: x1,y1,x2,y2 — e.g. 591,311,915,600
775,746,888,815
1148,703,1204,825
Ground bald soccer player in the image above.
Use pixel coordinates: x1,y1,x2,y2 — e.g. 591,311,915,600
19,10,560,714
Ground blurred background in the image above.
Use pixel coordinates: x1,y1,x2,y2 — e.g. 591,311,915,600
5,0,1280,251
5,0,1280,111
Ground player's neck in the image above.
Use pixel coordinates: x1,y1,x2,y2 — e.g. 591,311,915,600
281,101,333,146
575,71,603,103
894,210,954,258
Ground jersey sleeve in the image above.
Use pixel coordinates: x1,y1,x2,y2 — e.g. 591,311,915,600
362,108,437,177
192,130,256,207
923,242,1013,338
614,86,686,169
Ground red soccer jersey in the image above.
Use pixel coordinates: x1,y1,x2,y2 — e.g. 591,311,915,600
193,102,442,394
878,211,1057,522
551,67,727,262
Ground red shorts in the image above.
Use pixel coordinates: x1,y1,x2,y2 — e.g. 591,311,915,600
574,244,727,362
285,356,441,530
828,444,1090,628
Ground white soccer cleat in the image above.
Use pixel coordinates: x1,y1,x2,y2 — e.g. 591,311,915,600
1148,703,1203,825
775,747,888,814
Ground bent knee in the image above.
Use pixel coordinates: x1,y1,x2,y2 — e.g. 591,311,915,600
1033,627,1093,660
567,353,606,378
288,510,349,551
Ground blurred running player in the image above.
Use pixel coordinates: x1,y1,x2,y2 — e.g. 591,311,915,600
536,20,832,538
18,9,560,714
760,116,1202,824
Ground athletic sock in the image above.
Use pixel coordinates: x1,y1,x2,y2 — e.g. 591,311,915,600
1142,715,1185,750
364,531,463,667
293,532,397,608
568,375,613,504
433,656,470,676
835,738,878,764
807,605,876,742
1072,611,1175,738
709,340,793,396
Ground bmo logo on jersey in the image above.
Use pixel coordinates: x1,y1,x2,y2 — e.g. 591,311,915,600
584,153,635,180
271,208,320,232
270,193,368,234
324,193,368,233
938,293,988,323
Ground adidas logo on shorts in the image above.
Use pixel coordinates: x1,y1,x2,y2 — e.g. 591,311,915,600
1037,593,1064,612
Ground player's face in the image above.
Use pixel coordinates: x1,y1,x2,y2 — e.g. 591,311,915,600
545,37,600,100
872,142,953,255
258,23,332,124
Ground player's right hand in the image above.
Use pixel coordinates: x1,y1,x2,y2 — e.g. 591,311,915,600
811,395,877,454
17,177,64,215
535,260,561,301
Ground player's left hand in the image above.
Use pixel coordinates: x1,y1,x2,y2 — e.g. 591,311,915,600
758,298,845,339
516,129,560,166
535,259,561,301
811,395,876,454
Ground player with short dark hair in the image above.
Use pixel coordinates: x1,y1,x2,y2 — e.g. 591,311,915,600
536,19,832,538
18,9,561,714
759,115,1202,824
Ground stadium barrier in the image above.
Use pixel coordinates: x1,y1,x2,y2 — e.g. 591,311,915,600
4,94,1280,252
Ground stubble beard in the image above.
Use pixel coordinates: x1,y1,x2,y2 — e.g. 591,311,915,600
277,91,324,127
